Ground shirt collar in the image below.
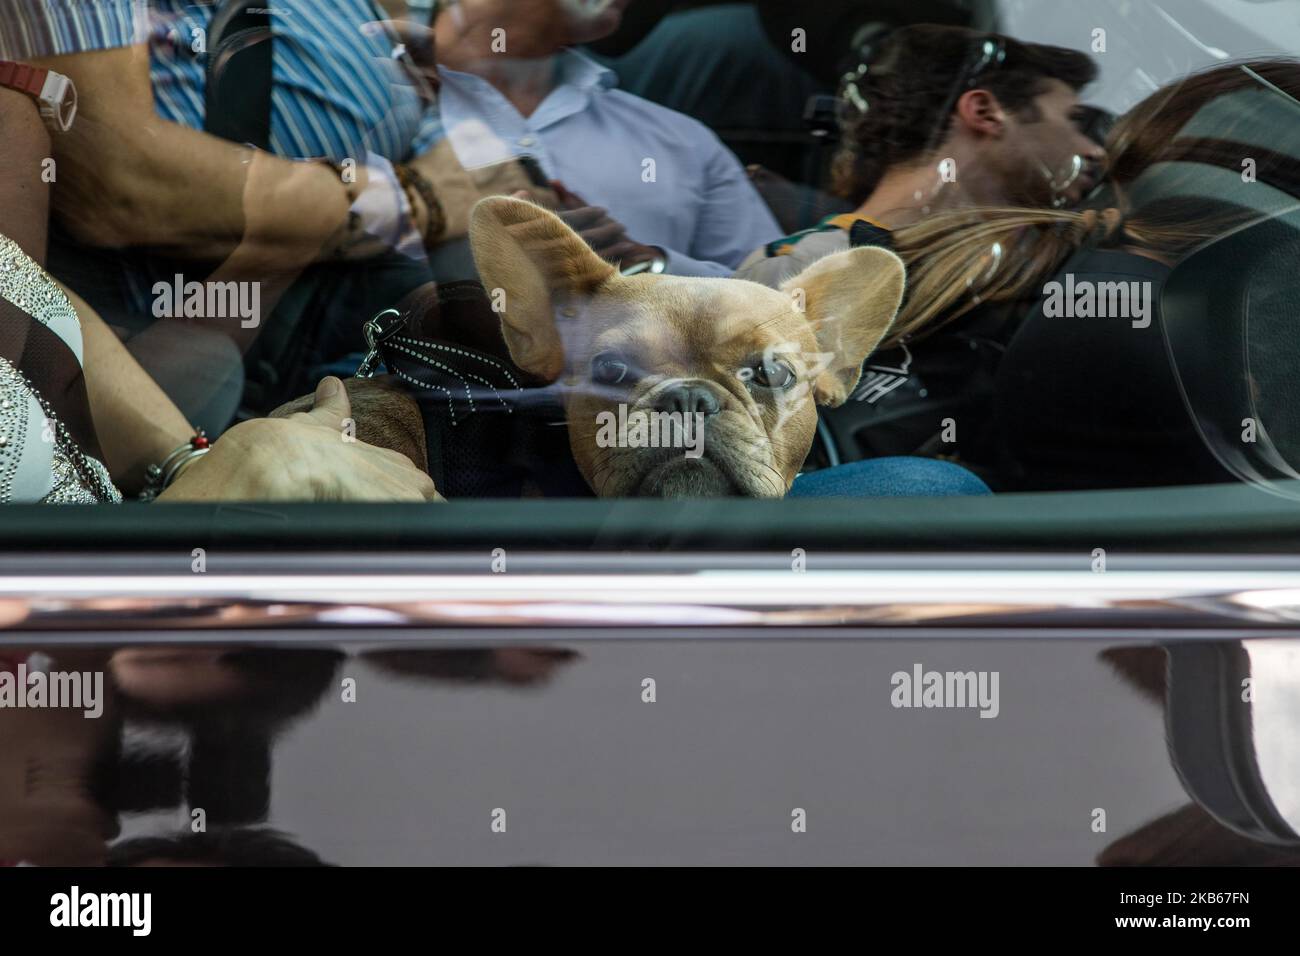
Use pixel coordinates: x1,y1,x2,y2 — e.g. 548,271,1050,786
438,47,617,93
556,47,618,92
437,46,618,141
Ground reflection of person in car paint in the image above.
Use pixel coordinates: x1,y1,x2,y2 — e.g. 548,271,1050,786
108,828,331,867
110,648,345,826
2,645,349,866
0,649,119,866
111,647,344,718
364,647,579,686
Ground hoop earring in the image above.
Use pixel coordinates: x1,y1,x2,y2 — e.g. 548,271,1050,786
1042,154,1083,208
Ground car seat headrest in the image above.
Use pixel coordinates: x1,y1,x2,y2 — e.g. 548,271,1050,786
1160,202,1300,491
1176,87,1300,159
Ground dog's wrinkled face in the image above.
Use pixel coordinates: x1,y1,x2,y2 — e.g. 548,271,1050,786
469,197,907,498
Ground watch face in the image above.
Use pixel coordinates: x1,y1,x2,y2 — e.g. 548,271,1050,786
620,254,667,277
39,71,77,132
57,83,77,132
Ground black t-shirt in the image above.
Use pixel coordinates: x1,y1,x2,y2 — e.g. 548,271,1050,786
815,219,1027,469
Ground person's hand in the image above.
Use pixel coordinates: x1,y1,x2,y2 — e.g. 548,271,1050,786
552,181,662,268
160,377,442,502
400,143,559,245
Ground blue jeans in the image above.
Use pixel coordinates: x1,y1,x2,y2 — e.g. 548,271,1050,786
787,457,991,497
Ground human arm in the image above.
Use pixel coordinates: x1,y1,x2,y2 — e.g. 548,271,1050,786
0,83,192,493
0,85,52,260
75,310,440,503
63,285,194,494
29,45,415,269
159,377,441,502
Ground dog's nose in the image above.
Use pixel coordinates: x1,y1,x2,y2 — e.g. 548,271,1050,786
654,382,721,418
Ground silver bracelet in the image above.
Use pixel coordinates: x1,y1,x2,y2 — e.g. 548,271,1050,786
138,431,210,502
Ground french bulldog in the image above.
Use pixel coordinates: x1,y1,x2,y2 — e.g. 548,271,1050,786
272,196,906,498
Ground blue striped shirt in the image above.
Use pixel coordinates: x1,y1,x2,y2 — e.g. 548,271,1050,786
2,0,444,163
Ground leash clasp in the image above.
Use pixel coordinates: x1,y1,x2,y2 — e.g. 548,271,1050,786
355,308,408,378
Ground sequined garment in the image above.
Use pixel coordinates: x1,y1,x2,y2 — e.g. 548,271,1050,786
0,235,120,504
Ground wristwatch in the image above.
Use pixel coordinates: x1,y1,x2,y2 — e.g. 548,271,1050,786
620,249,668,276
0,61,78,132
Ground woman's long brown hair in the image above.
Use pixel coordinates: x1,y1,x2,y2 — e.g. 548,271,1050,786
883,59,1300,347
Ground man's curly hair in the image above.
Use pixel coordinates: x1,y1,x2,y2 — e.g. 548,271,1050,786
832,24,1098,204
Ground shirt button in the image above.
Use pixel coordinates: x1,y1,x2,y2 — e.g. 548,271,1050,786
518,135,536,147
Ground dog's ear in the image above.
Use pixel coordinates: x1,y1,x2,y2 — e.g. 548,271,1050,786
469,196,617,381
781,246,906,407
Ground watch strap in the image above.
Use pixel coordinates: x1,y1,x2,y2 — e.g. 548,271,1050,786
0,61,48,100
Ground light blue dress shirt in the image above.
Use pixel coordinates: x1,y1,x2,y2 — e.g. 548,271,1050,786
437,49,782,277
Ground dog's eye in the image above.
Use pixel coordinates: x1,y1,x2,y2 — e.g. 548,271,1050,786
744,357,796,390
591,352,631,385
